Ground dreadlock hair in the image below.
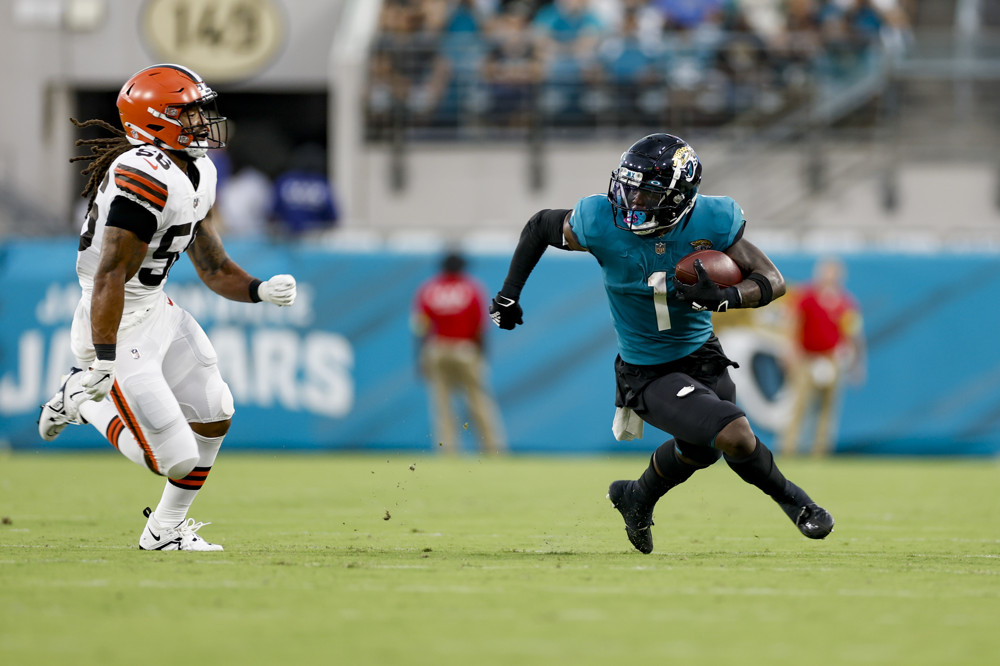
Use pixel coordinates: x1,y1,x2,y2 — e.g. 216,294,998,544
69,117,134,209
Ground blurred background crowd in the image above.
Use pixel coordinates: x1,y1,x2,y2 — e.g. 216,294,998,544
367,0,913,137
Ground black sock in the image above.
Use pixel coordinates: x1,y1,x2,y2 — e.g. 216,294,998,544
636,440,701,502
725,438,812,507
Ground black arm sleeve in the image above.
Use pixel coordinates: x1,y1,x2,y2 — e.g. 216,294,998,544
106,196,157,244
499,208,571,299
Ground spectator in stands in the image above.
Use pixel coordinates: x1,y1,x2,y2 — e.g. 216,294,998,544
271,143,339,238
779,257,866,457
586,4,666,123
532,1,606,64
412,251,507,455
767,0,824,98
815,6,866,79
877,1,914,59
593,0,669,43
442,0,483,32
435,0,490,124
713,4,776,118
493,0,546,15
531,0,607,118
654,0,726,29
372,0,454,124
846,0,887,38
596,2,668,73
656,3,725,125
482,1,545,125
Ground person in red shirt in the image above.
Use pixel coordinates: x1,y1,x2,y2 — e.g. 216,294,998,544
412,252,507,454
780,257,866,456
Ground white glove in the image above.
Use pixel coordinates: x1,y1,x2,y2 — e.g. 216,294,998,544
81,359,115,401
257,274,296,307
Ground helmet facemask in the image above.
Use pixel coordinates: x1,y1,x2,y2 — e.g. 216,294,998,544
118,64,228,158
608,164,697,236
170,97,227,158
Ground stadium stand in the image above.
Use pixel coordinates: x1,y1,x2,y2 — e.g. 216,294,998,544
0,0,997,249
336,0,1000,250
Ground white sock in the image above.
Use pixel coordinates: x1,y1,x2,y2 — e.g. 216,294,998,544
152,433,224,526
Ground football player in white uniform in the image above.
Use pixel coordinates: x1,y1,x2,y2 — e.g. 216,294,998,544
39,64,297,551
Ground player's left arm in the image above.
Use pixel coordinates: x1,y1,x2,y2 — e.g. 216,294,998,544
725,236,786,308
188,208,296,306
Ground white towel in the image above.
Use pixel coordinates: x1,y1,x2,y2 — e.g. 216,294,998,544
612,406,644,441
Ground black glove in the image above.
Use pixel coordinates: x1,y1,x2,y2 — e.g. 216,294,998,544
672,259,741,313
490,294,523,329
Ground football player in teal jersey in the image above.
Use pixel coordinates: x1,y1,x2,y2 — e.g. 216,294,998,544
490,133,833,554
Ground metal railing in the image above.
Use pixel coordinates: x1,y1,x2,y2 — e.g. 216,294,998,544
363,30,890,143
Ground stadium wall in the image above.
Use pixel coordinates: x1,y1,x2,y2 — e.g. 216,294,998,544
354,142,1000,250
1,239,998,456
0,0,346,235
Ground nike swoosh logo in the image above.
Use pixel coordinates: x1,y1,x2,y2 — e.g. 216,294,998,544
147,526,160,541
146,537,182,551
143,158,159,170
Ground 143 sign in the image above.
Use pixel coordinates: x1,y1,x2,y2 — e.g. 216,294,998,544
141,0,285,82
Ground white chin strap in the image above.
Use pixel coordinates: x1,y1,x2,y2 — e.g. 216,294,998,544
630,219,662,235
629,194,697,236
184,143,208,158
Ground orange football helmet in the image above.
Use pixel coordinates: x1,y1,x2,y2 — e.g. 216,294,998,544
117,64,227,158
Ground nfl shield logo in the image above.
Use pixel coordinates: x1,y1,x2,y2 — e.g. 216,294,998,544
655,242,665,255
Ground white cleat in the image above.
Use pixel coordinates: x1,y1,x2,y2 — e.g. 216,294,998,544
138,507,224,551
38,368,87,442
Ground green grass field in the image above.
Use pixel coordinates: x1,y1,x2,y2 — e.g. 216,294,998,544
1,452,998,665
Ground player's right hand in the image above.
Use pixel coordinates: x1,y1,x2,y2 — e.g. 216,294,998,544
490,294,523,330
81,359,115,401
673,260,739,313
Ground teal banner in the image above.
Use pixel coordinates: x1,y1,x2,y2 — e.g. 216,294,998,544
1,238,997,455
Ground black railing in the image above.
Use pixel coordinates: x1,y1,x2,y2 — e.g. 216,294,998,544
364,30,889,142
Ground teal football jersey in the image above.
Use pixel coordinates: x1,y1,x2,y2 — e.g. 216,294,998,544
569,194,744,365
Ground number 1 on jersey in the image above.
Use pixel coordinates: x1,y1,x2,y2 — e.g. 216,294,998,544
647,271,671,330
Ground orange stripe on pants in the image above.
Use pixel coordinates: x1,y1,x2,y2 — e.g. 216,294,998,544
109,381,160,475
105,416,124,450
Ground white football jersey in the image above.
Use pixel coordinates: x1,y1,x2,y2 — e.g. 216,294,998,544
76,145,218,311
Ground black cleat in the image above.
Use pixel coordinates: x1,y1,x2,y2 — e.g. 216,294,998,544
607,480,655,554
791,503,834,539
795,503,835,539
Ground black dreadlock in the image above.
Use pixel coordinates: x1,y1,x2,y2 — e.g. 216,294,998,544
69,117,133,210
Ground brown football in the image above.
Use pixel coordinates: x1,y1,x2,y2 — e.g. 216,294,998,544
675,249,743,287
